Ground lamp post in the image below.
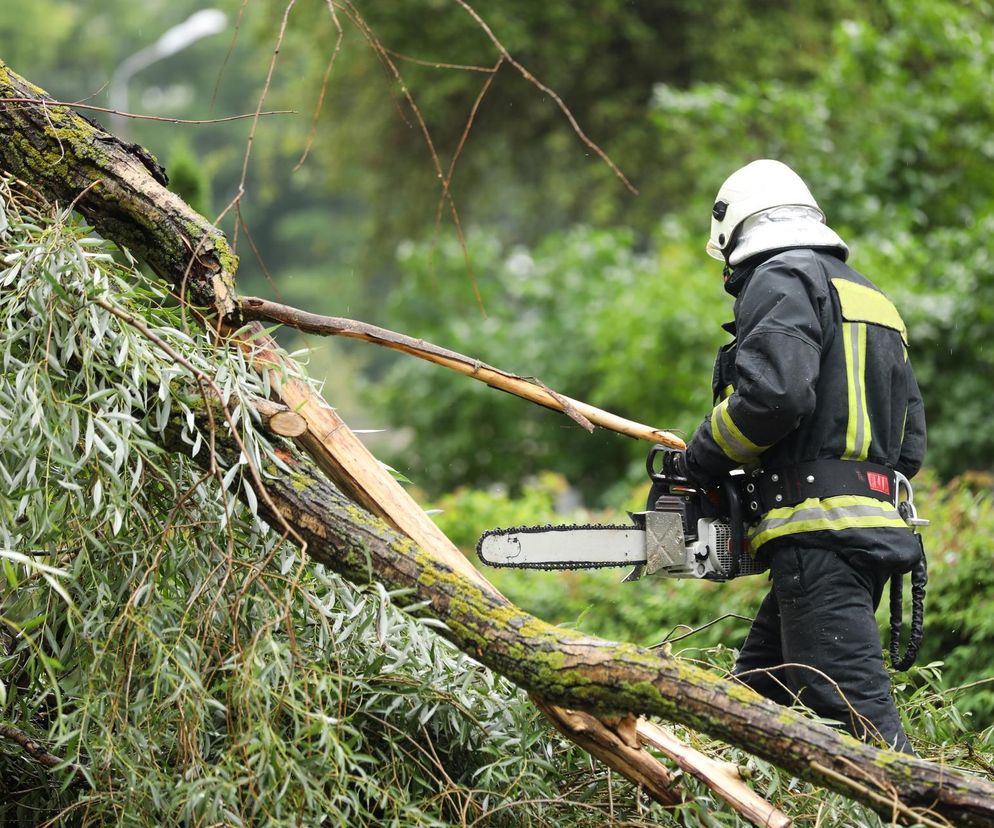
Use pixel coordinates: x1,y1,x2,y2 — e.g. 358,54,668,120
109,9,228,139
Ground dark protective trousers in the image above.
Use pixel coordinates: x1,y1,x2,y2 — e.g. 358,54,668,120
732,544,914,754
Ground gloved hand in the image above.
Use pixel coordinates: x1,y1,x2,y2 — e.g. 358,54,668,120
678,445,720,491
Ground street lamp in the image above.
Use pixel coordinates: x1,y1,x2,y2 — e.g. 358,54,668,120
109,9,228,139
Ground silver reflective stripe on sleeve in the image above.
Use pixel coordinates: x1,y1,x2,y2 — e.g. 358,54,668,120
842,321,871,461
710,397,768,464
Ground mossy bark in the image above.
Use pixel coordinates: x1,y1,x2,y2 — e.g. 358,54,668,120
0,61,235,316
5,56,994,825
176,418,994,827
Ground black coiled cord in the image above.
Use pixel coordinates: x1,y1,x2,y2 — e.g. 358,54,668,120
889,537,928,672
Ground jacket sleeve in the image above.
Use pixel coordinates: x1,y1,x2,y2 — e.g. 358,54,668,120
896,358,926,479
686,259,824,480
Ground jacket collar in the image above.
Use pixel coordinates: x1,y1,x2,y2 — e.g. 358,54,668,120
723,252,772,298
722,245,846,297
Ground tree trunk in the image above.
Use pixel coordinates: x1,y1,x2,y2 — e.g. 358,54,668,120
4,59,994,826
175,409,994,827
0,61,236,317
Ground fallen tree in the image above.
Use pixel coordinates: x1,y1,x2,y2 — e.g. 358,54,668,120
3,59,994,826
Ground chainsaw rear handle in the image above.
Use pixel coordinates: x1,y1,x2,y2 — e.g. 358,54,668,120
723,476,746,579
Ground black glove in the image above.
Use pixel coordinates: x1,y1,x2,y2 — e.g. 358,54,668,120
680,446,720,491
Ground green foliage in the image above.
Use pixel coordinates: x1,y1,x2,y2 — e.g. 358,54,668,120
905,473,994,722
0,182,656,826
371,225,729,499
4,0,994,818
1,178,992,828
367,0,994,488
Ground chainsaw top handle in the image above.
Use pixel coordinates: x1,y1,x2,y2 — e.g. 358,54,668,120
646,444,688,486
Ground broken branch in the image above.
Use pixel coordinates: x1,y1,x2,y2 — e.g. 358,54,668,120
238,296,685,448
637,719,792,828
0,722,84,782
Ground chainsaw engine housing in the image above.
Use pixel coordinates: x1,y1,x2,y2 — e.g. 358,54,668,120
632,484,767,581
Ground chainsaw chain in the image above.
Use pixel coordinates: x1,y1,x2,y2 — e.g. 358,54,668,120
476,523,638,570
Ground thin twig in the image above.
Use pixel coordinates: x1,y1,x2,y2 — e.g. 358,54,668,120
733,661,883,747
809,761,951,828
383,48,500,73
453,0,637,194
431,56,503,301
0,97,291,125
211,0,251,111
295,0,346,170
238,0,297,195
235,204,281,300
337,0,483,312
0,722,84,781
655,612,754,646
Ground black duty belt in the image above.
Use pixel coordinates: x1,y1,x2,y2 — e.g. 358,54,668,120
742,458,896,520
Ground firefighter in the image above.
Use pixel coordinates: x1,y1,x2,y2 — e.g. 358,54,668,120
681,159,926,753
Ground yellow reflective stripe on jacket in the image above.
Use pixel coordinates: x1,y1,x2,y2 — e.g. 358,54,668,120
842,322,872,461
710,397,768,464
748,495,907,550
831,278,909,345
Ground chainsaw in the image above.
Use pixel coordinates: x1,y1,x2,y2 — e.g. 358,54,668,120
477,445,928,669
477,445,767,583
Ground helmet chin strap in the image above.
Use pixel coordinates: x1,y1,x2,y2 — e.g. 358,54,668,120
721,234,737,282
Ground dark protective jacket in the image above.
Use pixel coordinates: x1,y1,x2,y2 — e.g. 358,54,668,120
685,247,926,572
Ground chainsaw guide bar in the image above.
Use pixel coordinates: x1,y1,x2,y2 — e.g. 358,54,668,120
476,523,646,570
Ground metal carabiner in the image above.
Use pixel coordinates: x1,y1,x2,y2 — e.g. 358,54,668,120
893,470,929,528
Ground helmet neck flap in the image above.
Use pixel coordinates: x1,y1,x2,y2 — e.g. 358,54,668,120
729,204,848,265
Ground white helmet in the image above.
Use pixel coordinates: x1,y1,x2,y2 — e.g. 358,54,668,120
706,159,848,265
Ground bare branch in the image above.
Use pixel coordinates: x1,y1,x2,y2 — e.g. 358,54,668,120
0,98,292,126
237,0,297,198
0,722,84,781
238,295,685,447
454,0,638,195
337,0,484,312
295,0,346,170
